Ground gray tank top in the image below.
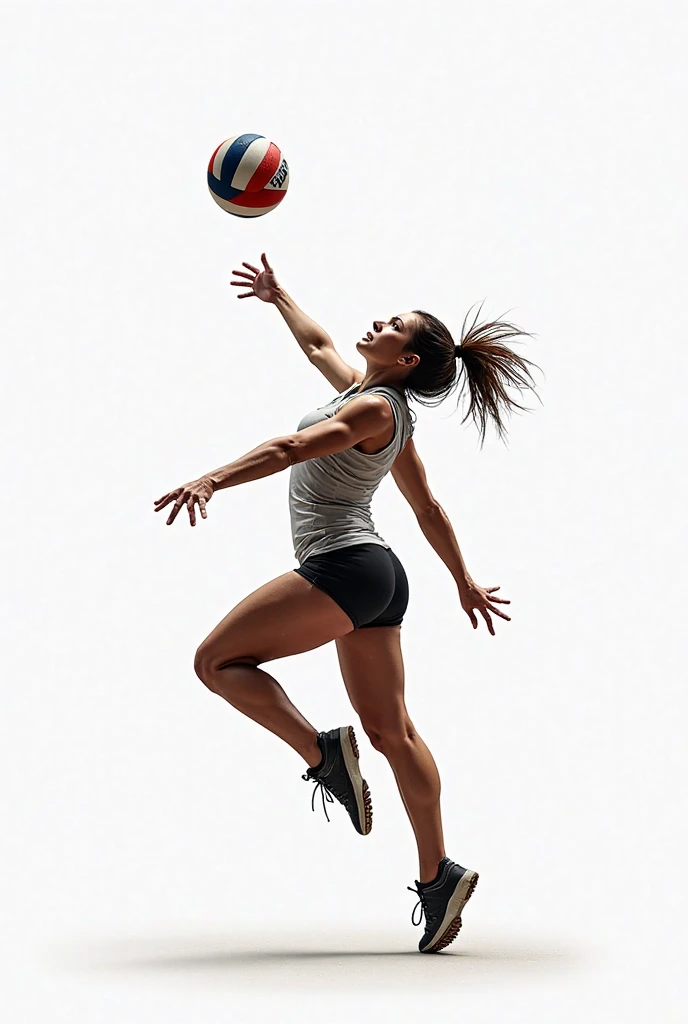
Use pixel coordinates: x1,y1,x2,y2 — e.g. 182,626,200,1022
289,382,416,564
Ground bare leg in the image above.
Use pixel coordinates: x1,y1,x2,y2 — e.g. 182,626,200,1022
379,730,445,883
193,569,355,769
200,660,322,768
335,627,445,883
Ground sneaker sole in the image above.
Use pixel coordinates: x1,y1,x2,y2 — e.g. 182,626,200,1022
420,869,479,953
340,725,373,835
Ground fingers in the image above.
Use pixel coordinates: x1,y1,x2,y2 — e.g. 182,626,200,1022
467,603,508,632
243,261,261,274
155,489,181,510
465,585,512,632
477,599,511,631
231,269,257,298
166,497,184,525
154,487,209,526
484,593,511,620
261,252,272,271
187,494,209,527
231,272,258,299
480,607,495,636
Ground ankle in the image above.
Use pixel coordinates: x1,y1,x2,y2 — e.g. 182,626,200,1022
303,733,324,770
419,855,446,885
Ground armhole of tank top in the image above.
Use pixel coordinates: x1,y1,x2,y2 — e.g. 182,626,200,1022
381,389,414,452
352,387,403,458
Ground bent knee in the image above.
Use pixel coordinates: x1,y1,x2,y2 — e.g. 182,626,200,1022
362,718,417,754
194,646,216,690
193,646,260,691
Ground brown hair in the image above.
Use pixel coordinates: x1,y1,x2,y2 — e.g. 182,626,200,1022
404,303,542,446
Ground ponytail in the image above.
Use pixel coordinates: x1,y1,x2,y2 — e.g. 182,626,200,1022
405,303,542,446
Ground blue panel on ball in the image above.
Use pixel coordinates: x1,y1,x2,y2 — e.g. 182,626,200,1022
207,172,244,202
217,133,263,183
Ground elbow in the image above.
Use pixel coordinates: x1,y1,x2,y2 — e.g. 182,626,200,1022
415,500,442,518
274,436,302,468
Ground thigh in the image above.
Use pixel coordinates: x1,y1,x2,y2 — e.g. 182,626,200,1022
196,570,355,670
335,625,410,733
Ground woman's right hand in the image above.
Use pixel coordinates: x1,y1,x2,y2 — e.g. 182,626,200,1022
230,252,281,303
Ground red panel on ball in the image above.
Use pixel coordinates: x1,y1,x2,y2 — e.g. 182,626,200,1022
243,142,282,192
230,188,288,208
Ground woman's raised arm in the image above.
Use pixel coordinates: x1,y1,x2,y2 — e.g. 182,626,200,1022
231,252,331,360
231,253,362,390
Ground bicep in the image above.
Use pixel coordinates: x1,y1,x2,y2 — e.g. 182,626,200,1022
309,344,364,392
390,438,438,516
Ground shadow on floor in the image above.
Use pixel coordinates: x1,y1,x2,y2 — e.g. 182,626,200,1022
52,929,585,990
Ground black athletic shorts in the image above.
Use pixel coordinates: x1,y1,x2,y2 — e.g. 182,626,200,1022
293,542,409,630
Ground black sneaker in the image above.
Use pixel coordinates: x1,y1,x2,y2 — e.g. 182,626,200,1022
407,856,479,953
301,726,372,835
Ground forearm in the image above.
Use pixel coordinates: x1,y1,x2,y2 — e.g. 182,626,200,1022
206,439,290,492
272,287,333,359
416,504,472,592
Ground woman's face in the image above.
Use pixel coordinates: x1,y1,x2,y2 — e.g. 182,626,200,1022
356,312,419,369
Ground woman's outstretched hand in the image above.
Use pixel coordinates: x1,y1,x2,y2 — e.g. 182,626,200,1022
459,579,511,635
154,476,214,526
231,252,281,303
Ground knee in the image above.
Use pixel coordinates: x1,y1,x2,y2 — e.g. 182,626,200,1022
194,645,217,691
362,717,417,755
193,646,260,693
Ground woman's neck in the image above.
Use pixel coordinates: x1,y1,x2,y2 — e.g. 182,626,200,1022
356,371,407,394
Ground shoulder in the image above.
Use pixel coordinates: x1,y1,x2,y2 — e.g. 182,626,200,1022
339,390,397,419
336,392,395,426
358,387,414,430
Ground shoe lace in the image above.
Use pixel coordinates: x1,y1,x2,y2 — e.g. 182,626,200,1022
407,885,430,927
302,772,335,822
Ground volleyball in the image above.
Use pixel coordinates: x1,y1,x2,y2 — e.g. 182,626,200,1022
207,133,289,218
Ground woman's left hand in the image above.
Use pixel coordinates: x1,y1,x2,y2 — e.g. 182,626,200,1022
154,476,214,526
459,579,511,635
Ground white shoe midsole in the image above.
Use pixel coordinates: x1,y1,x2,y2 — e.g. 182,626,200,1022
340,726,366,830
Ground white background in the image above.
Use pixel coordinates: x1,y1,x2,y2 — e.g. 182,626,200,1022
2,0,686,1020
